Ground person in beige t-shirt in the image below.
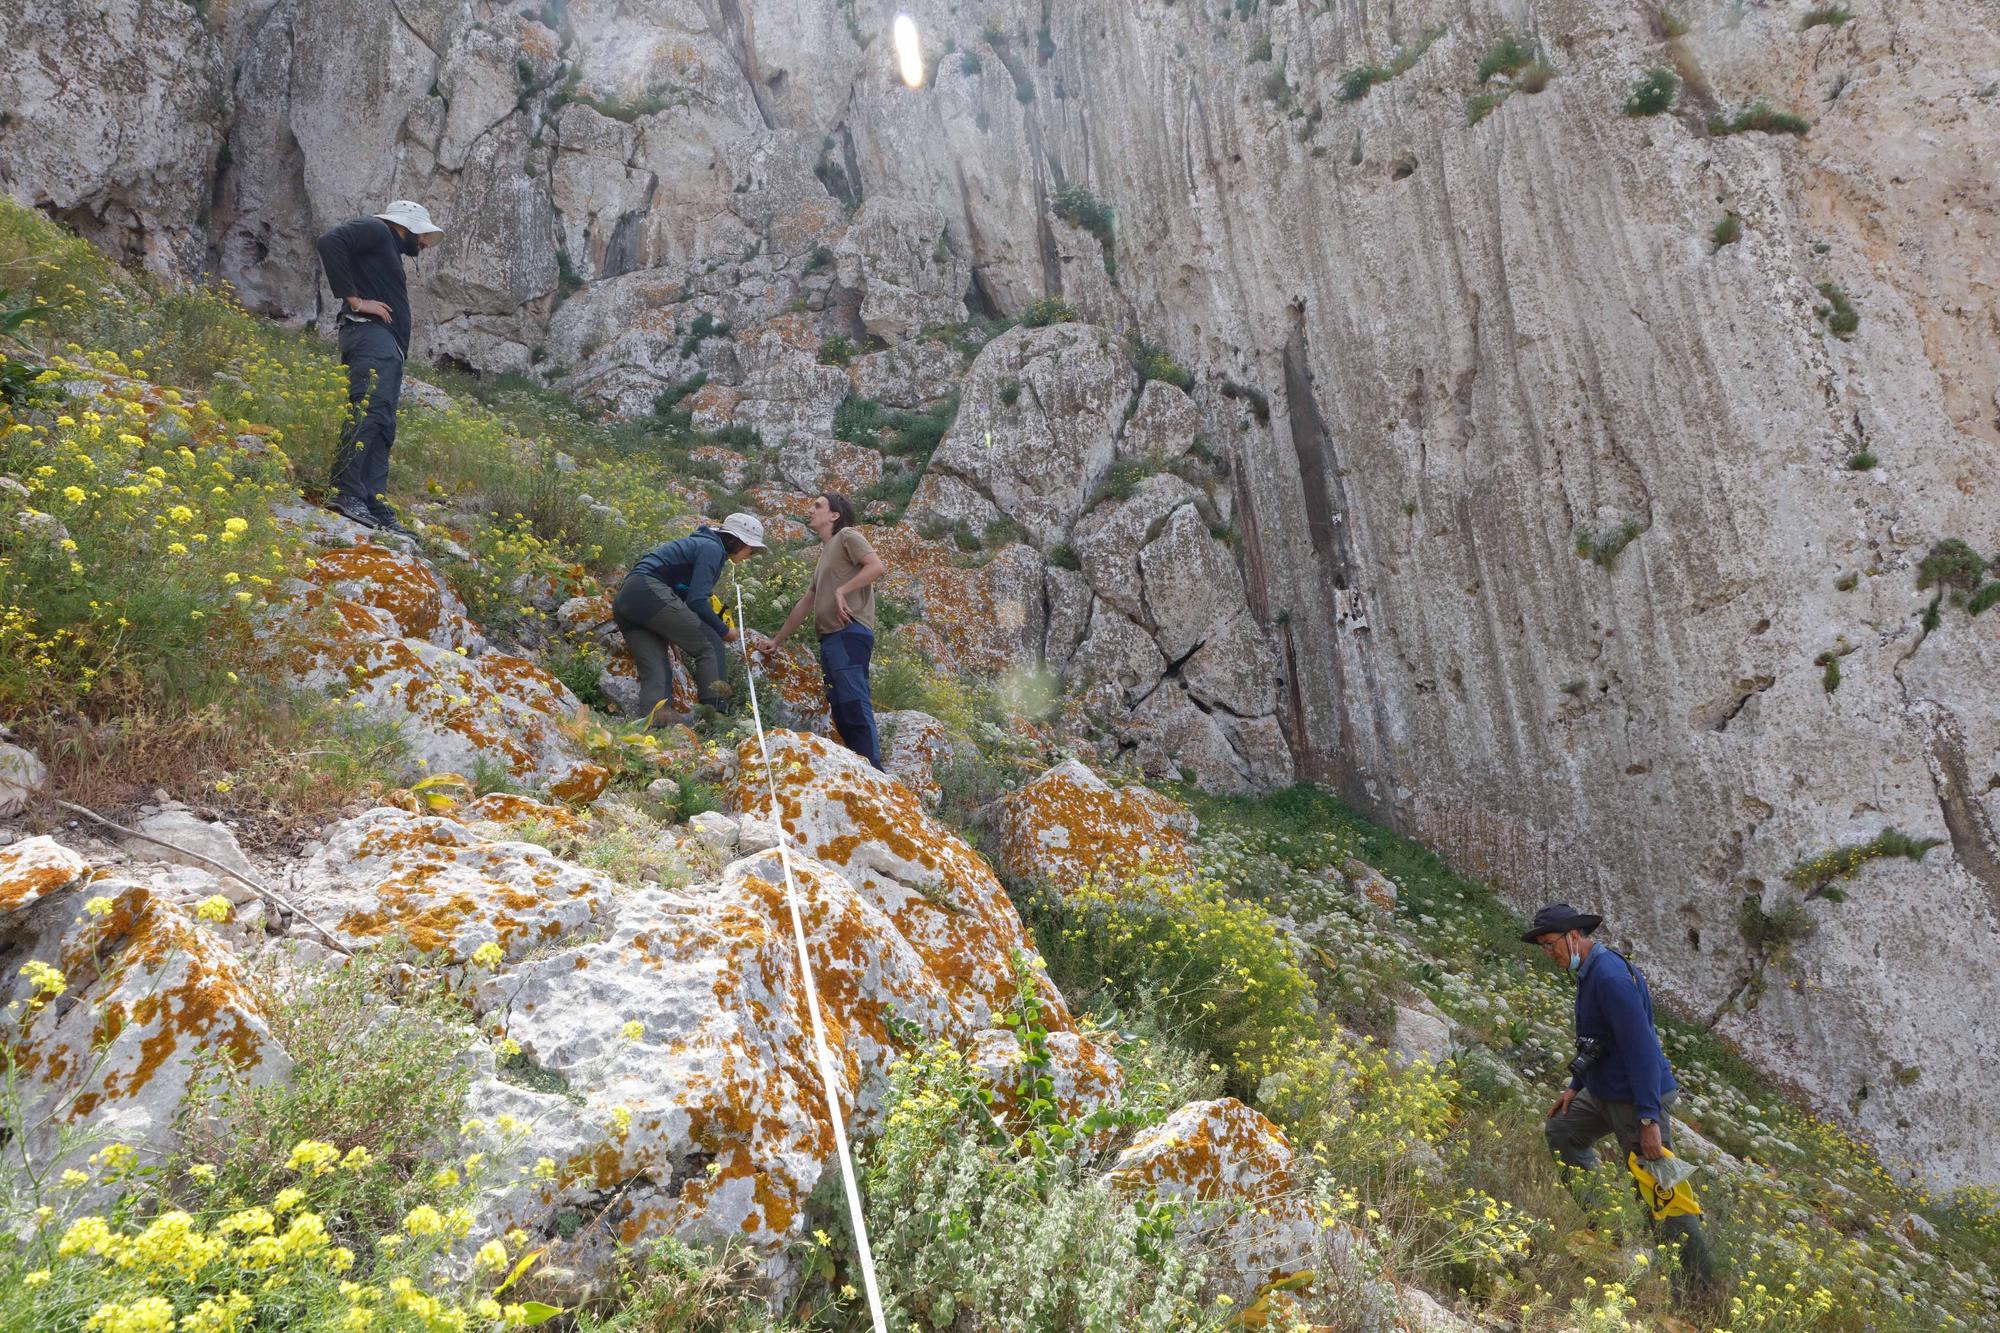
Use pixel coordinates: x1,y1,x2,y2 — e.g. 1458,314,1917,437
769,492,888,767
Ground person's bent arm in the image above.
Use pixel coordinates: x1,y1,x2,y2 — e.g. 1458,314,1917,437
316,219,391,322
834,549,887,625
837,549,887,598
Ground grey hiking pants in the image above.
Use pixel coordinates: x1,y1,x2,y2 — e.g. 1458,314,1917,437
612,574,724,719
1546,1088,1717,1295
331,319,404,507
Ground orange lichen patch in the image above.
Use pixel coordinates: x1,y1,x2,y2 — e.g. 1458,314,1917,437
991,760,1194,890
557,593,614,636
686,383,742,431
730,731,1074,1037
865,524,1039,674
462,793,589,834
312,808,614,964
548,762,612,805
744,636,829,729
749,311,820,353
517,16,559,59
1106,1097,1297,1203
1102,1098,1320,1299
11,883,277,1138
0,837,89,914
287,626,590,790
308,542,447,640
746,483,813,519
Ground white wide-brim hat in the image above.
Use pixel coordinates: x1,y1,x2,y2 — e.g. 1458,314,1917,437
374,200,444,236
720,512,768,550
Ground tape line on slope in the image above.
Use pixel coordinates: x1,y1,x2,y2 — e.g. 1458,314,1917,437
731,579,889,1333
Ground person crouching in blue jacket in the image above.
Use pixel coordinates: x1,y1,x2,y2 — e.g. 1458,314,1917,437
613,512,767,726
1527,902,1718,1300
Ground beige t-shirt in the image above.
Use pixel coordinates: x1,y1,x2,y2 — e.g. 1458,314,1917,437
811,526,877,635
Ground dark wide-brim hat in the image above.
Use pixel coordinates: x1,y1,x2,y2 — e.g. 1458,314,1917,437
1520,902,1604,944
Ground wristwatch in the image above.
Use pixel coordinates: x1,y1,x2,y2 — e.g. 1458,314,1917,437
1639,1117,1657,1127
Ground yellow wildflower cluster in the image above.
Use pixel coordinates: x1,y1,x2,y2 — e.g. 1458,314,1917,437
1040,865,1319,1084
0,357,307,714
19,1134,552,1332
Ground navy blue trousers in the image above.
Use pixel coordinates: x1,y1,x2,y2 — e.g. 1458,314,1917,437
819,624,881,769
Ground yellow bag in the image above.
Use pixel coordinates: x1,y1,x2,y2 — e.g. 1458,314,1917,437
709,593,736,631
1627,1149,1702,1221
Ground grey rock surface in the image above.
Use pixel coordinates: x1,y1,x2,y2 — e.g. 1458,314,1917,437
7,0,1998,1183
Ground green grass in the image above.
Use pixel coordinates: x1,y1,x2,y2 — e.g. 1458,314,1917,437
1052,182,1115,278
1815,282,1859,337
1466,90,1509,125
1709,101,1813,137
1340,26,1445,103
1916,538,1987,593
1020,296,1075,328
1784,827,1944,901
1624,65,1678,116
1574,519,1644,569
1801,6,1852,29
1476,31,1535,83
1711,211,1742,249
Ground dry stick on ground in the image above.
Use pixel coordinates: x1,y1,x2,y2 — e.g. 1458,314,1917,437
54,798,353,957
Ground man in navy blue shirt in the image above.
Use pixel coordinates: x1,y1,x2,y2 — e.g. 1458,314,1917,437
613,513,768,725
1527,903,1717,1298
315,201,444,534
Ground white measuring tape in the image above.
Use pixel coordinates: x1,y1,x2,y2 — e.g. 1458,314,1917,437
730,580,889,1333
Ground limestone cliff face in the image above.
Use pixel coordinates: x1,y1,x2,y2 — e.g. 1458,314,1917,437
4,0,1997,1183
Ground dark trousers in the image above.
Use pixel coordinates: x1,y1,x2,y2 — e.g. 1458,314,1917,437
331,320,404,507
1546,1088,1717,1296
613,575,725,719
819,624,881,769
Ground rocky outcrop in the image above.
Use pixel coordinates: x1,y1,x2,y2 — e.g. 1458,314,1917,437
990,760,1194,889
0,0,227,274
277,536,607,800
1103,1097,1318,1304
9,0,1999,1181
1,840,287,1176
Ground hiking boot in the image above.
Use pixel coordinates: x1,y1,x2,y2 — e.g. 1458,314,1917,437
328,495,381,529
368,500,417,537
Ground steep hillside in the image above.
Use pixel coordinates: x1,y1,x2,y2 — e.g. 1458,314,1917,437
5,0,1994,1185
5,195,2000,1332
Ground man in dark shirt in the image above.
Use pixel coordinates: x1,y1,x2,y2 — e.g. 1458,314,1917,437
613,513,768,725
1528,903,1718,1299
315,201,443,534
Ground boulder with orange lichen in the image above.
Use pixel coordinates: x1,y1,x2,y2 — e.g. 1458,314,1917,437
1,864,287,1178
455,825,1113,1294
0,836,91,916
989,759,1195,888
285,621,605,796
865,526,1047,674
294,807,616,966
877,709,964,808
969,1026,1124,1126
307,540,483,651
1103,1097,1325,1304
729,731,1091,1041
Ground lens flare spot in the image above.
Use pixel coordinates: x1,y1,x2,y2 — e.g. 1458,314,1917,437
893,15,924,88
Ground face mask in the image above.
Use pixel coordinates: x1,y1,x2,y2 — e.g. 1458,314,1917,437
1567,949,1583,976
